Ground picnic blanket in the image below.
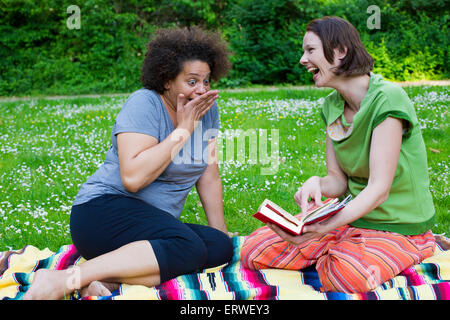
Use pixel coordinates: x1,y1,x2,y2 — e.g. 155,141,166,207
1,236,449,300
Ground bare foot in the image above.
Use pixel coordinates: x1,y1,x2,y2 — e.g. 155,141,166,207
22,269,74,300
81,281,119,297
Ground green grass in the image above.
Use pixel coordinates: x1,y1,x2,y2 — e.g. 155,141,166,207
0,85,448,251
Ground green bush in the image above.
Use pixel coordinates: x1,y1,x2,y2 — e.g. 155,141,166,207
222,0,312,85
0,0,448,96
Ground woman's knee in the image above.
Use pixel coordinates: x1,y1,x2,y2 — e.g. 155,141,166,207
240,226,280,270
317,255,386,293
172,234,208,274
240,238,256,269
184,224,234,268
240,234,270,270
207,229,234,267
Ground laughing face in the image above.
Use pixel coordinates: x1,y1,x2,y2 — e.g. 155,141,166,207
299,31,345,88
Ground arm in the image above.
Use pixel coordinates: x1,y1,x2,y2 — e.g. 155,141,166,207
272,117,403,245
195,138,228,234
322,117,403,230
118,90,218,192
118,129,191,193
320,135,349,197
295,135,348,214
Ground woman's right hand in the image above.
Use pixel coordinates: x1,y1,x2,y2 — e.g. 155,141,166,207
294,176,324,216
176,90,219,132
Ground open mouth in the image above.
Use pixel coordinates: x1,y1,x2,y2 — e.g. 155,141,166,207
307,66,320,81
308,67,320,75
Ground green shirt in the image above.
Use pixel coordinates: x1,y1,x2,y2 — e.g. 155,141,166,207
321,74,435,235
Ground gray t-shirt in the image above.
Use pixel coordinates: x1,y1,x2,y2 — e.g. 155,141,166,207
73,88,220,218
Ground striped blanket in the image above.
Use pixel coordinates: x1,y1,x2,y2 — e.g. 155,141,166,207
1,236,449,300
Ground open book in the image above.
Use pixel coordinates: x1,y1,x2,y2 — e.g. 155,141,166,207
253,195,352,235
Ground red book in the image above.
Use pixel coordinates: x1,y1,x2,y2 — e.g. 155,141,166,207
253,195,352,235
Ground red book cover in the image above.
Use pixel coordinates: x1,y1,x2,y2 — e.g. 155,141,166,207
253,195,352,235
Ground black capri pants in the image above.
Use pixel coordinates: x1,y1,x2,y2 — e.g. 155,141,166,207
70,194,234,283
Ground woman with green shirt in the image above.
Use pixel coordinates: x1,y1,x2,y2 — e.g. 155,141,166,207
240,16,436,293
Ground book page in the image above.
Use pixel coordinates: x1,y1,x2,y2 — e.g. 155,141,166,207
303,195,352,223
258,205,303,234
302,198,337,222
262,199,301,226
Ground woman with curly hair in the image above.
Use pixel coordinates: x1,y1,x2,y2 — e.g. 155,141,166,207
24,27,234,299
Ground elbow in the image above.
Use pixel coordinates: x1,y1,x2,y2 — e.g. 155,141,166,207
121,174,141,193
377,190,390,206
121,171,157,193
370,183,391,207
338,178,348,195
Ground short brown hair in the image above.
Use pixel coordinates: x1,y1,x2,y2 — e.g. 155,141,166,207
306,16,373,76
141,27,231,94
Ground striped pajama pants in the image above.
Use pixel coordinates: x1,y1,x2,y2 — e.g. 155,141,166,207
240,225,435,293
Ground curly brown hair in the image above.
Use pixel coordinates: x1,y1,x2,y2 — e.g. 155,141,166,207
140,27,231,94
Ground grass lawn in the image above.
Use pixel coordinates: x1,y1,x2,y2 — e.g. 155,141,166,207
0,85,448,252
